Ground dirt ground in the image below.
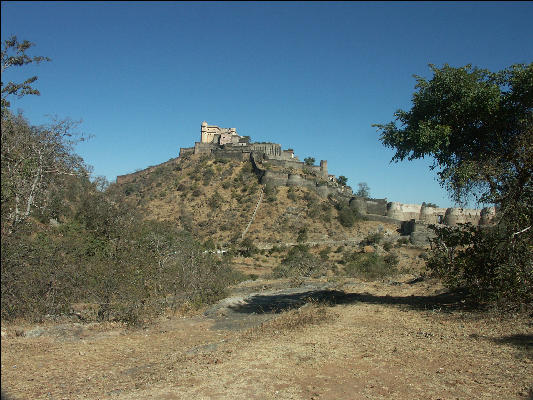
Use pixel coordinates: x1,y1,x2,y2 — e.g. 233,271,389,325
2,275,532,400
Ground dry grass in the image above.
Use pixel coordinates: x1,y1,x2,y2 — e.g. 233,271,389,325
3,274,531,400
241,301,338,339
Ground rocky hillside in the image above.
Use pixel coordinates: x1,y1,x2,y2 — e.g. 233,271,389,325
113,154,393,245
112,154,427,277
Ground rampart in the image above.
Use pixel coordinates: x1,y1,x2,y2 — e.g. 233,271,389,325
250,152,351,199
385,202,494,226
116,157,179,185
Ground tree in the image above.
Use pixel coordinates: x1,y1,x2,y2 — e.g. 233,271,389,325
356,182,370,198
1,113,88,231
1,38,87,234
336,175,348,186
304,157,315,166
374,63,532,304
1,36,50,109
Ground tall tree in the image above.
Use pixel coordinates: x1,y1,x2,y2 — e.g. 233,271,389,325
374,63,532,304
374,63,532,209
1,37,87,233
356,182,370,198
1,36,50,109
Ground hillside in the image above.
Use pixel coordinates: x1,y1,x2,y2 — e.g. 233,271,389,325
112,153,426,277
114,154,394,244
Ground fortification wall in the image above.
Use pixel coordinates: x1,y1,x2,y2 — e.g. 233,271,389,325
365,198,388,216
250,143,282,157
262,158,328,178
179,147,194,157
194,142,215,155
252,152,350,198
116,157,179,185
386,201,495,227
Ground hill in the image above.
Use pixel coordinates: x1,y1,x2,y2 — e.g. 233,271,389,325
111,153,426,279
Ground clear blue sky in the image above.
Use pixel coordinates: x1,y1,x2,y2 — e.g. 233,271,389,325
2,1,532,208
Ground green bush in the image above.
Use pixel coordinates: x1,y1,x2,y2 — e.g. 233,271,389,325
287,187,297,201
319,247,330,261
296,226,308,243
397,237,410,246
208,191,224,210
427,222,532,305
272,245,324,278
239,237,258,257
361,232,384,246
222,180,231,189
337,206,356,227
343,252,398,280
1,195,243,325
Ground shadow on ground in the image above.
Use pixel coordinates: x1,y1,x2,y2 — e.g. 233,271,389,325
227,288,474,315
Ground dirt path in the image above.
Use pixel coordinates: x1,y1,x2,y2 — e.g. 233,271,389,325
2,276,532,400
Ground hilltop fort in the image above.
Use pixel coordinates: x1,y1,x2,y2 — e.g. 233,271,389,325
116,121,496,244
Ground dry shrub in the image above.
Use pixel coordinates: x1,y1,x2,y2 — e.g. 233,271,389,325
242,302,337,339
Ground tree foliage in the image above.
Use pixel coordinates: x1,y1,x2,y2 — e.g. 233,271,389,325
304,157,315,166
355,182,370,198
336,175,348,186
1,36,50,109
374,63,532,207
1,110,88,232
1,38,243,323
374,63,532,305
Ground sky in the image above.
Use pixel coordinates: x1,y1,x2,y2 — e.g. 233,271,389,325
2,1,532,208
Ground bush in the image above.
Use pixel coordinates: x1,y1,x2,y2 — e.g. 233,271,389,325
427,223,532,305
1,197,243,325
397,237,410,246
319,247,330,261
361,232,384,246
272,245,323,278
337,205,356,227
239,237,258,257
296,226,308,243
287,187,297,201
208,191,224,210
343,252,398,280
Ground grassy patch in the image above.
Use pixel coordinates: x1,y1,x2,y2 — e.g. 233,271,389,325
343,252,398,280
242,302,337,338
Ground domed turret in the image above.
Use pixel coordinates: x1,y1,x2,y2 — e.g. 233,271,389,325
479,207,496,225
444,208,464,226
420,204,438,224
387,202,404,220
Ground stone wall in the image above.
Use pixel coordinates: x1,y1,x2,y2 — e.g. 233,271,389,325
365,198,388,216
250,143,282,157
194,142,216,155
116,157,179,185
252,153,351,199
179,147,194,157
213,146,250,161
261,158,328,178
387,201,496,229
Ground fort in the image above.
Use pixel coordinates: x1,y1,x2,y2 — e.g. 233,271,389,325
116,121,496,244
